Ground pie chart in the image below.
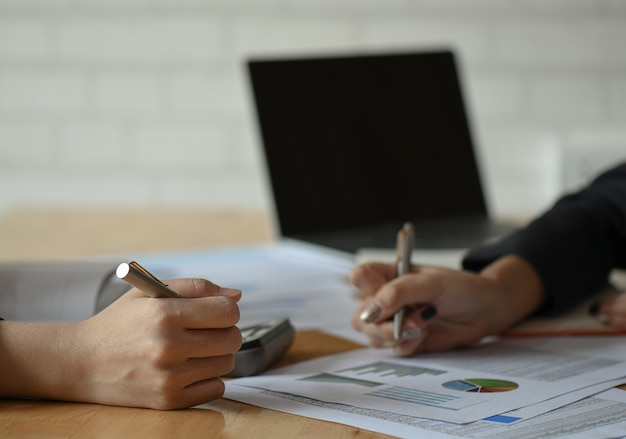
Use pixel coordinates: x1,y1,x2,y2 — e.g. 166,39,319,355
442,378,518,393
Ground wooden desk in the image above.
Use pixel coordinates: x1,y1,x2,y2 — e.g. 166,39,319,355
0,208,275,262
0,208,389,438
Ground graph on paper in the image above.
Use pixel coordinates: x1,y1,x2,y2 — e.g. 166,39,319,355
299,373,382,388
443,378,519,393
337,361,446,378
366,386,460,408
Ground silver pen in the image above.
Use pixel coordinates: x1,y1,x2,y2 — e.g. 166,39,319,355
393,222,414,340
116,261,180,298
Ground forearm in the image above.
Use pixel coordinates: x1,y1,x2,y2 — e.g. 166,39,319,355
479,255,545,334
0,280,242,409
464,163,626,315
0,321,85,401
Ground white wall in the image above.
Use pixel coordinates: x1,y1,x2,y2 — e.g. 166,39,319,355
1,0,625,219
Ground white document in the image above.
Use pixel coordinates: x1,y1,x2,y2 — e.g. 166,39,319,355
0,240,366,346
221,386,626,439
138,240,364,339
226,336,626,424
355,248,467,268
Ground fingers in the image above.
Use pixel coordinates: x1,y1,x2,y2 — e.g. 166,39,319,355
177,377,226,409
184,327,242,358
171,295,241,329
162,278,242,301
592,292,626,328
351,262,442,350
350,262,397,297
353,297,438,356
172,377,226,410
151,326,242,366
82,276,245,409
394,323,430,357
357,271,443,324
177,355,236,392
353,311,395,347
142,355,235,410
124,278,242,330
351,265,499,355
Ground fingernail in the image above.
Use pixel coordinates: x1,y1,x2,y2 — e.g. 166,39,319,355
360,302,383,323
421,305,437,321
402,328,422,340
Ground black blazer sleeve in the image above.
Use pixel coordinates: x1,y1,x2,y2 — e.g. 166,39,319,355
462,162,626,315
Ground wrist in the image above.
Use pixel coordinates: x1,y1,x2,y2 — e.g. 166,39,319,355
480,255,545,334
0,321,86,402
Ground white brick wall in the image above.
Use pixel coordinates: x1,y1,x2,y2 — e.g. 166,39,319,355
0,0,625,219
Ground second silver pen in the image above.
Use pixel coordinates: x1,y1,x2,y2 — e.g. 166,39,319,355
393,222,414,340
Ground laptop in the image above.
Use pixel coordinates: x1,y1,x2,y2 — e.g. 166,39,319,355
246,49,514,253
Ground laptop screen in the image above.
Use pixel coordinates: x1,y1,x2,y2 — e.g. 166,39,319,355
247,49,488,249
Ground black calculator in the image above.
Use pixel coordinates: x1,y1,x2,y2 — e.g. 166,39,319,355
227,318,295,377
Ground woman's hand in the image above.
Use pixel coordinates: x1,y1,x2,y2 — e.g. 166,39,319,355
592,291,626,329
0,278,242,410
351,255,544,356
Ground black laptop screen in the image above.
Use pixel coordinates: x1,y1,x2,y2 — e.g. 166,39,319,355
247,49,487,238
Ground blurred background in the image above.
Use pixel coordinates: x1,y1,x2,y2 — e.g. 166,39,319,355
1,0,625,221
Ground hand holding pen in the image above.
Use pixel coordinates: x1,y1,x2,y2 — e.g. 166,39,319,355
77,262,243,409
355,223,438,353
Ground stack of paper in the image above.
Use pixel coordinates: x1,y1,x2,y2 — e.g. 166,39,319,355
223,337,626,438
